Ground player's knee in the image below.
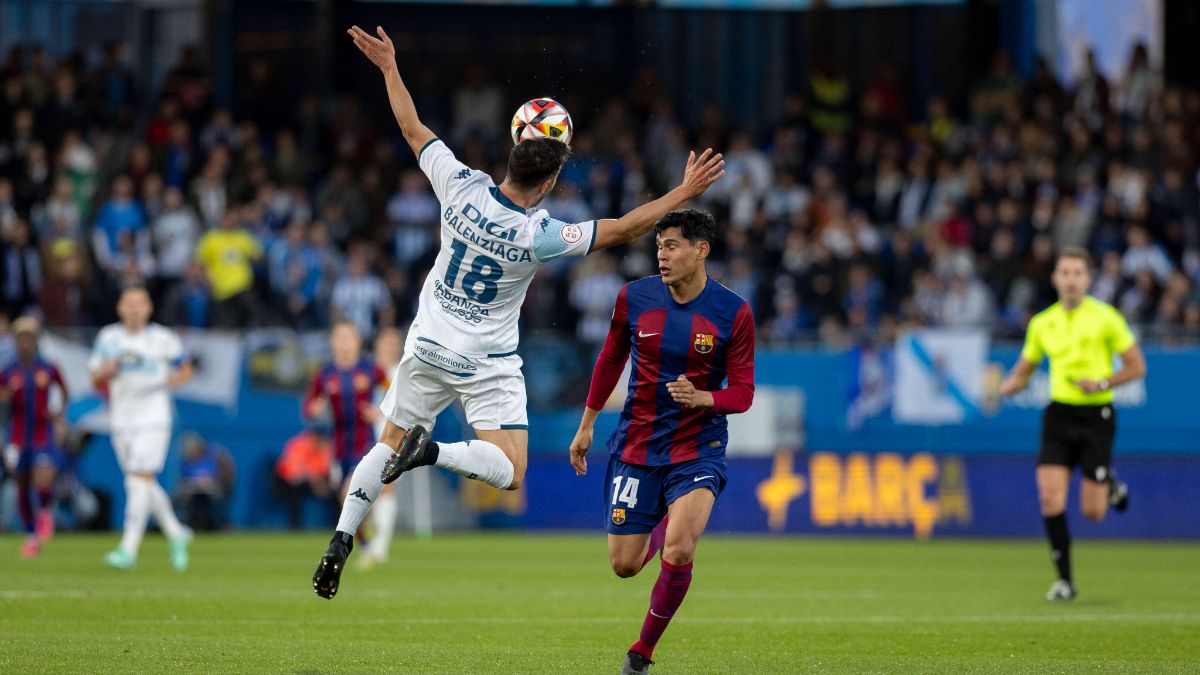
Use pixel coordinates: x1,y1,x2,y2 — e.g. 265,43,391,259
610,557,641,578
1083,505,1106,523
662,543,696,566
1038,494,1064,516
508,458,527,490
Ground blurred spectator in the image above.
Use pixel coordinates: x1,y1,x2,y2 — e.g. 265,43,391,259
569,253,625,349
40,251,98,327
273,425,337,529
91,175,147,274
2,219,42,319
1122,225,1174,284
174,432,235,531
330,248,392,339
151,186,201,291
196,207,263,328
159,262,211,329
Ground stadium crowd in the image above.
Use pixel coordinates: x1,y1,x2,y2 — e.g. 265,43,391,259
1,43,1198,349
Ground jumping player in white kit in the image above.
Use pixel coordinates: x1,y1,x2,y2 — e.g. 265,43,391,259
313,25,725,598
90,286,194,571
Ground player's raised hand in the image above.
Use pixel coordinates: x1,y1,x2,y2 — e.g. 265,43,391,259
569,426,593,476
347,25,396,72
677,148,725,199
667,374,715,409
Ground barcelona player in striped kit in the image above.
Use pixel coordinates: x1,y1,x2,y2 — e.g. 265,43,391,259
570,209,755,674
303,322,388,497
1,317,68,559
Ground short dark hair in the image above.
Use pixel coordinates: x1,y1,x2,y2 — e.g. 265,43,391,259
1056,247,1093,268
654,208,716,246
507,138,571,189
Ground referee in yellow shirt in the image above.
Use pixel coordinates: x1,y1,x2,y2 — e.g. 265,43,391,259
999,248,1146,601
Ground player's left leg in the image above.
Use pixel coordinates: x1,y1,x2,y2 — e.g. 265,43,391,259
31,456,58,541
625,459,724,672
14,460,40,558
361,483,399,567
387,355,530,492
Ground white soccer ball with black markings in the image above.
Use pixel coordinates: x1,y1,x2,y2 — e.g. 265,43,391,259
510,98,573,146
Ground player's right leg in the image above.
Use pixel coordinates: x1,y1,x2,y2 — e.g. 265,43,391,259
315,356,453,598
31,454,59,541
1037,404,1078,601
381,354,528,491
14,456,40,558
1037,464,1074,600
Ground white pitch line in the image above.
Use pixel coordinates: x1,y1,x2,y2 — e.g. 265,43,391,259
3,612,1198,626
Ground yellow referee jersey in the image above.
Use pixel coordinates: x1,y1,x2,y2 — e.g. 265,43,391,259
1020,296,1137,405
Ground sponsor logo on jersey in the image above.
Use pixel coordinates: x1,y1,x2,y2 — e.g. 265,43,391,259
443,207,532,263
560,223,583,244
611,507,626,525
433,280,490,325
353,372,372,392
694,333,715,354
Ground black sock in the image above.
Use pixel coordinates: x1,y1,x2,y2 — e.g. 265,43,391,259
1043,513,1071,582
426,441,440,464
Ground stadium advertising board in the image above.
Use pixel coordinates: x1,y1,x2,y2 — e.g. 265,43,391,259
521,452,1200,538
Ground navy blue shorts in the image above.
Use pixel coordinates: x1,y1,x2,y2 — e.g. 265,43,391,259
603,454,727,535
16,445,65,474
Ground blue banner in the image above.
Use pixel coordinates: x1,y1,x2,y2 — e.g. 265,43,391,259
521,453,1200,538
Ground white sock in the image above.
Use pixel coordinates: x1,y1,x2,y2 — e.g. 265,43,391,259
119,476,151,556
336,443,391,536
148,481,185,540
367,488,399,559
435,440,513,490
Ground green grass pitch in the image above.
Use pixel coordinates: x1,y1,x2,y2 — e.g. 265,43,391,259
1,533,1197,673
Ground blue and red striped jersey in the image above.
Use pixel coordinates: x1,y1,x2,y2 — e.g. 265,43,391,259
303,359,387,462
587,275,755,466
2,357,67,451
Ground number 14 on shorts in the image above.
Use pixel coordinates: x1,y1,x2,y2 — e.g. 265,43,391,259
612,476,640,509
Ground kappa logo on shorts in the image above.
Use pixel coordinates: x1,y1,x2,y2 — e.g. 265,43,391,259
694,333,715,354
611,508,626,525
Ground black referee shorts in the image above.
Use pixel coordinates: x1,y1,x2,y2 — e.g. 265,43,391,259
1038,402,1116,483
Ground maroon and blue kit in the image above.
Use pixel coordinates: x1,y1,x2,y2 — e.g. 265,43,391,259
587,275,755,534
303,359,388,476
2,357,67,534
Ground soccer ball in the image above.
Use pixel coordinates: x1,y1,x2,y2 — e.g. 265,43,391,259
510,98,573,146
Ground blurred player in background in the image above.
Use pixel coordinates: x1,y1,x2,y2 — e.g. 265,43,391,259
359,326,403,568
302,321,387,501
90,286,194,571
570,209,755,674
1,317,68,558
312,25,723,599
999,248,1146,601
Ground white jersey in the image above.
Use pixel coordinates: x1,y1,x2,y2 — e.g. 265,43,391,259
414,139,597,357
88,323,185,432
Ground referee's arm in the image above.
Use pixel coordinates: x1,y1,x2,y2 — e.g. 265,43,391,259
999,357,1038,396
1072,345,1147,394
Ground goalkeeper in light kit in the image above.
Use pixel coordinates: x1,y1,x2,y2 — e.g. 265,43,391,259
570,209,755,675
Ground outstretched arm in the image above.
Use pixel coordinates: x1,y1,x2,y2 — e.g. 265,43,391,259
347,25,437,158
590,149,725,252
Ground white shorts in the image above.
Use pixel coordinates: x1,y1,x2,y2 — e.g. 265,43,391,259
380,337,528,432
112,427,172,475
